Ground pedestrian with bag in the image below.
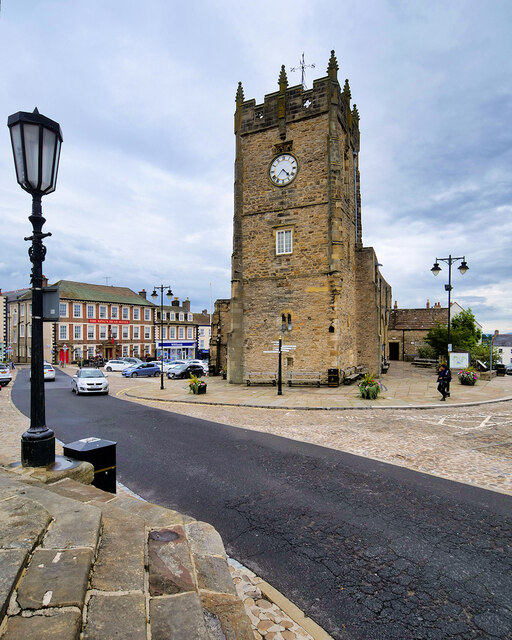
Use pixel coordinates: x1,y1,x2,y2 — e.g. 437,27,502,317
437,363,451,401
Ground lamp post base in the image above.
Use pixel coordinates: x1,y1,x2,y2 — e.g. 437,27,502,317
21,428,55,467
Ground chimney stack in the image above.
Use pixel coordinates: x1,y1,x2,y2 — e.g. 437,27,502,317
426,299,430,309
139,288,147,299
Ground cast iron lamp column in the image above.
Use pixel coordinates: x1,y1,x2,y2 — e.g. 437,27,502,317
151,286,172,390
8,108,63,467
431,255,469,356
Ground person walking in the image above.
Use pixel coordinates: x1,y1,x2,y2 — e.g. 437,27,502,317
437,363,451,401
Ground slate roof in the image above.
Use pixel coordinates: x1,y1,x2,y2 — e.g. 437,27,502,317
493,334,512,347
20,280,155,306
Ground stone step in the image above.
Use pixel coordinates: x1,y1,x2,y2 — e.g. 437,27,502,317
0,471,254,639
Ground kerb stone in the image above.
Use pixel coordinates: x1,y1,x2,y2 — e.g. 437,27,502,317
150,593,210,640
83,592,146,640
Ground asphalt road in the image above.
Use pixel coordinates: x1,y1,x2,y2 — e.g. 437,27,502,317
13,369,512,640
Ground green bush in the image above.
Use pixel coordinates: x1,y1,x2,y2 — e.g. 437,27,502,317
417,345,437,359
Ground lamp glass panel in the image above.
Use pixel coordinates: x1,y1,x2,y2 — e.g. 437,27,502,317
41,128,57,192
23,124,41,189
9,123,26,184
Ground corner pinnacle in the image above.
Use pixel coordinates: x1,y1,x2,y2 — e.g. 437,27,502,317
236,81,245,106
278,65,288,93
327,50,339,81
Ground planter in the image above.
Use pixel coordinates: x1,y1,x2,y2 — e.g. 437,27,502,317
459,378,476,386
359,385,381,400
191,384,207,394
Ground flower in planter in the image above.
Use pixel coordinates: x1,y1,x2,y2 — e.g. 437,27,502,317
458,367,478,386
358,373,382,399
189,374,207,394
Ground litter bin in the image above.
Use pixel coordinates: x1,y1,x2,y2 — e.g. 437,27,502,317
328,368,340,387
63,437,117,493
495,364,506,377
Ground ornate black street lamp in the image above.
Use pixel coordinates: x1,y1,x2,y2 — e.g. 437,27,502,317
8,108,63,467
431,255,469,355
151,285,172,390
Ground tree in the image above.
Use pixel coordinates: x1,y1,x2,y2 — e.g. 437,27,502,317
424,308,481,358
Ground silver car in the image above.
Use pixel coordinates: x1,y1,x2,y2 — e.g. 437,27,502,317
0,363,12,387
71,368,109,395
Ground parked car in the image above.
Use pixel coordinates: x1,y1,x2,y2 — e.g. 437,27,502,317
29,363,56,382
188,359,208,373
148,360,175,373
0,363,12,387
120,357,143,366
505,364,512,375
167,363,205,379
122,362,160,378
71,368,109,395
104,359,130,372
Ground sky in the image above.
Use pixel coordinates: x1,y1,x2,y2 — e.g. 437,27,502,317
0,0,511,333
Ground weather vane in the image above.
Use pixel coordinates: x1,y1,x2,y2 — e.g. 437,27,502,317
290,53,315,90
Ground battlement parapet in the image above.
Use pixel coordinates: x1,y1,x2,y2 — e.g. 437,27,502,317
237,75,359,148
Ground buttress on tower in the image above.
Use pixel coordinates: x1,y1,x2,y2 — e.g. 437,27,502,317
227,51,391,383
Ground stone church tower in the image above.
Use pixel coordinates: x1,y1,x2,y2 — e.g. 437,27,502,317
228,51,391,383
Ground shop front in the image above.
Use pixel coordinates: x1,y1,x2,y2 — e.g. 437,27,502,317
156,340,196,360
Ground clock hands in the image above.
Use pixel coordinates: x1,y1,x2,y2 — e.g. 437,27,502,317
278,168,290,178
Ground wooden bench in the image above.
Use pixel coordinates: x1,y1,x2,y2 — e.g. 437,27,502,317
411,358,437,368
246,372,277,386
343,366,365,385
287,372,321,387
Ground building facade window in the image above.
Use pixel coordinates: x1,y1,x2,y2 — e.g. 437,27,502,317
122,326,129,339
73,304,82,318
133,308,140,320
179,313,184,321
276,228,293,255
20,305,25,316
187,327,193,339
122,307,129,320
111,326,118,339
144,308,151,321
87,325,95,339
188,313,193,321
122,345,129,356
59,325,68,340
87,305,95,319
28,325,32,338
99,305,107,319
170,327,176,339
133,345,139,356
74,325,82,340
170,312,175,321
133,326,140,340
144,326,151,339
20,325,25,337
59,303,68,317
111,306,118,319
178,327,184,339
99,325,107,340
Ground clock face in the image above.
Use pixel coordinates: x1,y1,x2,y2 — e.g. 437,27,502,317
269,153,298,186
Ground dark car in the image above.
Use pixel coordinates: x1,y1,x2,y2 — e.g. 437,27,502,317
122,362,160,378
167,363,205,379
505,364,512,375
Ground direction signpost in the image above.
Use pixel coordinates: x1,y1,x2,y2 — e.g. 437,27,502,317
263,340,296,395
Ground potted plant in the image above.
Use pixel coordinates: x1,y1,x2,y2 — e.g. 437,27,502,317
458,367,478,386
189,374,207,395
221,366,227,380
358,373,382,399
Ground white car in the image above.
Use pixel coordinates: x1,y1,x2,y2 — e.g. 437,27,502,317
148,360,175,373
29,363,56,382
0,363,12,387
43,363,56,381
104,359,130,372
71,368,109,395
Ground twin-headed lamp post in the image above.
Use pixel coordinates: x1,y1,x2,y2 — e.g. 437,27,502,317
431,255,469,355
8,108,63,467
151,286,172,390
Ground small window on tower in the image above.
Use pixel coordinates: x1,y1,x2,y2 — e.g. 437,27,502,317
276,229,292,255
